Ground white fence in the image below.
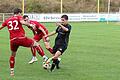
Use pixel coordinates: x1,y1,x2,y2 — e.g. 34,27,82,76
0,13,13,22
1,13,120,22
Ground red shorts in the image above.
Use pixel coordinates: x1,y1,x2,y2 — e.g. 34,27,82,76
10,37,34,52
33,30,48,42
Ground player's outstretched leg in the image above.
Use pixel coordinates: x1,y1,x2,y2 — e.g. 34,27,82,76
44,41,53,54
46,51,61,71
29,47,38,64
33,41,48,63
55,58,61,69
47,47,53,54
50,63,56,72
29,44,48,64
50,59,61,71
35,45,48,61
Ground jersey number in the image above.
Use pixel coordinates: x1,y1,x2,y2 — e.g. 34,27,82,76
8,20,19,30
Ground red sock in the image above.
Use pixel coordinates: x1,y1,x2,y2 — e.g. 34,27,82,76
35,45,45,57
9,56,15,68
31,47,36,56
47,48,53,54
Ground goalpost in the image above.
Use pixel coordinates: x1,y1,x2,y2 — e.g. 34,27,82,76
61,0,63,13
97,0,100,14
107,0,111,24
98,0,111,24
22,0,24,15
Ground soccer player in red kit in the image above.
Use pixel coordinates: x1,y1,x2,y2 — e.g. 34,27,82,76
23,15,53,64
0,8,48,76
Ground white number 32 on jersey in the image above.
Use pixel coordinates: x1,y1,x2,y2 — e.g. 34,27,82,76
8,20,19,30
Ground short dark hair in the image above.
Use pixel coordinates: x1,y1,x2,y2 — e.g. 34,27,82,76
23,15,29,19
14,8,22,14
61,15,68,20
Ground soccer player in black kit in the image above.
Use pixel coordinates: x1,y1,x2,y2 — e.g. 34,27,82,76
46,15,72,71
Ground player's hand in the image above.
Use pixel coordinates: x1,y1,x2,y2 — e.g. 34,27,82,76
43,35,48,42
0,26,5,30
44,34,48,38
56,22,61,26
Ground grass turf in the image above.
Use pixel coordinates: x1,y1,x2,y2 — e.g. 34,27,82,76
0,22,120,80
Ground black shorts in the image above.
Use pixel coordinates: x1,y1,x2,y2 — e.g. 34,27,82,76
52,45,67,55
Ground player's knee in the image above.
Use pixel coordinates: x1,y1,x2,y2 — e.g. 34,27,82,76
44,43,50,49
11,51,16,57
53,56,59,59
46,46,50,49
33,41,39,47
53,53,61,59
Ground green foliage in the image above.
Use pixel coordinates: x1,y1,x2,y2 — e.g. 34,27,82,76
0,0,120,13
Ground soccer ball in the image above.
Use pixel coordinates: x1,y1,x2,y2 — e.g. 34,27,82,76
43,62,51,69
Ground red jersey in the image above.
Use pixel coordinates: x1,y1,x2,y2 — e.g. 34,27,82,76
2,15,25,39
29,20,48,35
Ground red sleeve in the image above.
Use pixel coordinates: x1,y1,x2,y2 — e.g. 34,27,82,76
36,22,41,28
39,23,45,28
39,23,43,27
39,23,47,31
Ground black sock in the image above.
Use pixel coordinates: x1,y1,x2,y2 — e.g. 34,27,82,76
52,59,60,69
50,63,55,72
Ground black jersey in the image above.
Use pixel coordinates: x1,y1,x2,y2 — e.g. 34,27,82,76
55,24,71,46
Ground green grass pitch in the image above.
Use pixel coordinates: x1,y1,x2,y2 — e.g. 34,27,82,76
0,22,120,80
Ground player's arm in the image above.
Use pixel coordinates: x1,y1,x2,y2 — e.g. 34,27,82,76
38,26,47,36
47,31,56,37
0,21,7,30
56,23,68,32
0,26,5,30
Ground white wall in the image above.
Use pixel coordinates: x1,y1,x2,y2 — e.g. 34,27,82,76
1,13,120,22
25,13,120,22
